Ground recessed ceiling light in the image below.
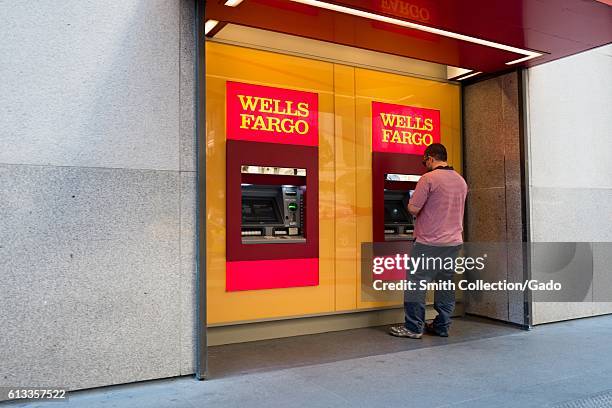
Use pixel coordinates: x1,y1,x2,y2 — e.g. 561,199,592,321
289,0,543,65
224,0,245,6
456,71,482,81
204,20,219,35
505,55,538,65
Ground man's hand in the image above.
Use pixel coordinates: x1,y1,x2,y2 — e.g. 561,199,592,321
408,203,421,216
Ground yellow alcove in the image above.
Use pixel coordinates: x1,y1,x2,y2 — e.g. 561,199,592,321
206,41,461,325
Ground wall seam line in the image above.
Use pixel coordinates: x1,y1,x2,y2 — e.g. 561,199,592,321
177,0,184,376
0,162,192,173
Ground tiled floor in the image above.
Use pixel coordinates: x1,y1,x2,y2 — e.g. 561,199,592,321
5,315,612,408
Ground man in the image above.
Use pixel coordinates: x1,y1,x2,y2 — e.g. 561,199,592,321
389,143,468,339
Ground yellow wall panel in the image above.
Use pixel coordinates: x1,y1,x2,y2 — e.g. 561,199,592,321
206,43,335,325
334,65,358,311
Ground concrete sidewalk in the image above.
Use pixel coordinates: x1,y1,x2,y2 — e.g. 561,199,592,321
5,315,612,408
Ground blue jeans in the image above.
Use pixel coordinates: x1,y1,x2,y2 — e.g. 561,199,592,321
404,242,462,334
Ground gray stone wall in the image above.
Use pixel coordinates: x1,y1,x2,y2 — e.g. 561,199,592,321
463,71,526,325
526,44,612,324
0,0,197,392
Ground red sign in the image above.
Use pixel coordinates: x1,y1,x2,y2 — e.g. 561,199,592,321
226,81,318,146
372,101,440,155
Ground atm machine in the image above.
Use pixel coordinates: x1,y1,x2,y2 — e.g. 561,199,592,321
372,154,424,243
383,174,420,241
226,142,318,292
240,168,306,244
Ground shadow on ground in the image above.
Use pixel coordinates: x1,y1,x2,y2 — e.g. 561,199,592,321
208,315,521,379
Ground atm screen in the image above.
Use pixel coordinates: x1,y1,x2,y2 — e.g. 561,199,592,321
384,200,412,224
242,197,282,224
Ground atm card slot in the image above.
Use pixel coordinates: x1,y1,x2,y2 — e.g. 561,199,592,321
273,228,288,236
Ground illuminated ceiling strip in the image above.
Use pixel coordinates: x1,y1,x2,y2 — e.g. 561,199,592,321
447,66,472,80
505,55,539,65
456,71,482,80
224,0,245,6
204,19,219,35
289,0,543,64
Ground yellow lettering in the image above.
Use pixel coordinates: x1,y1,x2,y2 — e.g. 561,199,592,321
297,102,309,118
240,114,254,129
424,118,433,131
390,130,403,144
272,99,284,115
405,115,413,128
380,113,396,127
235,94,313,137
268,117,281,132
423,134,433,145
283,100,293,115
237,95,259,111
396,115,407,128
253,115,267,130
382,129,393,142
280,118,294,133
412,132,423,145
294,120,309,135
259,98,273,113
401,131,413,145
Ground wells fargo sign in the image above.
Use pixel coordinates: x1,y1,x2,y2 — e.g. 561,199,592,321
371,0,438,42
372,101,440,155
226,81,318,146
377,0,431,23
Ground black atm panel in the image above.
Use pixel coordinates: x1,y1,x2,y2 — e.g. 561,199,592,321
384,190,415,241
242,197,283,225
241,184,305,244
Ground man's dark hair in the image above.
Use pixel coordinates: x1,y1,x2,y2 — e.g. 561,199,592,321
424,143,447,161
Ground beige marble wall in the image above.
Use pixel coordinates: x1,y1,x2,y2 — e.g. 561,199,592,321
463,71,526,325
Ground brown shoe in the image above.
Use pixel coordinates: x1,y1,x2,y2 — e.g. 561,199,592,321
425,322,449,337
389,325,422,339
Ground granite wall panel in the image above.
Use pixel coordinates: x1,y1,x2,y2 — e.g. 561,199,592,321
0,0,181,171
463,71,526,325
0,164,182,390
0,0,199,395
